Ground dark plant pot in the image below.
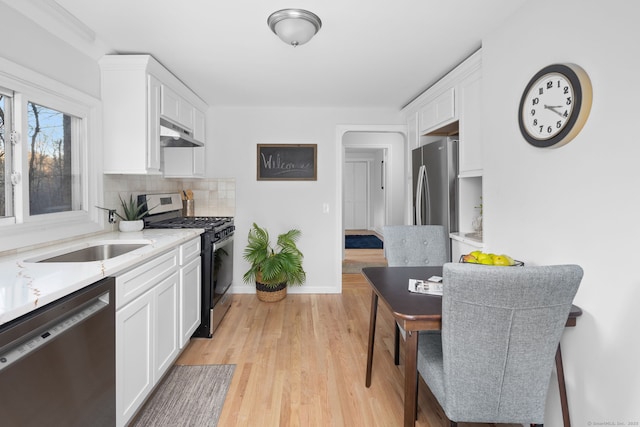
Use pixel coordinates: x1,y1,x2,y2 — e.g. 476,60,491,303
256,281,287,302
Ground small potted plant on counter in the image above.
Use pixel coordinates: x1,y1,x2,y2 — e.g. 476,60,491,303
98,194,154,232
242,223,306,302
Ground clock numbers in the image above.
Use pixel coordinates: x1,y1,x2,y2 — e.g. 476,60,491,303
519,63,592,148
522,72,574,141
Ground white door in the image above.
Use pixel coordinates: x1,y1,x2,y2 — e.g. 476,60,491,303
344,161,368,229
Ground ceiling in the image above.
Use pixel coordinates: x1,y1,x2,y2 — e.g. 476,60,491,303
39,0,526,108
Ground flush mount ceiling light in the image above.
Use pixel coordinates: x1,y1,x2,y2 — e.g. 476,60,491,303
267,9,322,47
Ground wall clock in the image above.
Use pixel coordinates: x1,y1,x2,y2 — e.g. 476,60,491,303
518,63,592,148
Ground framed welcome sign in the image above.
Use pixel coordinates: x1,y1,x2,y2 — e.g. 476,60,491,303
257,144,317,181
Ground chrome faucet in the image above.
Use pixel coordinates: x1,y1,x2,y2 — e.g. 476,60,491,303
107,209,117,224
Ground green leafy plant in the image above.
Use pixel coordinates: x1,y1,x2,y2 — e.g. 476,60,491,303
242,223,306,288
97,194,154,221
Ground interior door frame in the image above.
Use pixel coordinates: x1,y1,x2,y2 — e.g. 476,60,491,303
335,125,408,291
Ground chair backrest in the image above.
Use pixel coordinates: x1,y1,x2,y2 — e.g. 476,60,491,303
440,263,583,423
382,225,447,267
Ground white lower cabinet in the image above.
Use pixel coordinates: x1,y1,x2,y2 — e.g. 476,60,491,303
180,256,201,348
115,239,202,427
115,249,180,427
154,272,180,379
116,287,153,427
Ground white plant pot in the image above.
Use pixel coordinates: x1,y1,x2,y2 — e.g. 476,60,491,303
119,220,144,232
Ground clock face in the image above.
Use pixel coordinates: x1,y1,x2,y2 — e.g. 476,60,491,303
518,64,591,148
521,72,575,140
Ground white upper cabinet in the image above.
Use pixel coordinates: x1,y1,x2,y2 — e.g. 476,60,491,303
418,87,456,134
161,84,195,131
193,108,206,143
458,68,483,176
403,50,483,174
99,55,207,175
162,146,205,178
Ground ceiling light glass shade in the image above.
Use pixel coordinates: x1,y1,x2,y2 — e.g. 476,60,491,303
268,9,322,47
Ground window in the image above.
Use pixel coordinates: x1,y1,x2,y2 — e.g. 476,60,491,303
27,102,81,215
0,57,102,252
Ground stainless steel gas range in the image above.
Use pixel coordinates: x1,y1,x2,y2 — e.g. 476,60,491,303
139,193,234,337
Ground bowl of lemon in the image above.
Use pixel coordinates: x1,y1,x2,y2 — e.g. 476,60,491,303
460,251,524,266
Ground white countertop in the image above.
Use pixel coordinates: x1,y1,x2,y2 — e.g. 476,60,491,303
0,228,203,326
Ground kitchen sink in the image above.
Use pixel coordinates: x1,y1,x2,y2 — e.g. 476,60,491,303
32,243,149,263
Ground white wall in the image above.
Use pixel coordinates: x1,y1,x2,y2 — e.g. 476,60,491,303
483,0,640,422
0,2,100,98
207,107,403,294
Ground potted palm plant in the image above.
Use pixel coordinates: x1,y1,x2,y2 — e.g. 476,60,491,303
98,194,154,232
242,223,306,302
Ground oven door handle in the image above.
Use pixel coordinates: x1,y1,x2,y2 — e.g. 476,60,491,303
213,235,233,251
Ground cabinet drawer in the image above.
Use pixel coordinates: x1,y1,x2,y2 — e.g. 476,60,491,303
116,249,179,308
179,238,201,265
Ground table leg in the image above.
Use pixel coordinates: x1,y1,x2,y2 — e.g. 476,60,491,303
365,291,378,387
556,343,571,427
404,329,418,427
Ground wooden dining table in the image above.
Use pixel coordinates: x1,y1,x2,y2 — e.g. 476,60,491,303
362,266,582,427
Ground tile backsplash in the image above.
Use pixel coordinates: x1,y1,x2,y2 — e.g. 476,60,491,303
104,175,235,218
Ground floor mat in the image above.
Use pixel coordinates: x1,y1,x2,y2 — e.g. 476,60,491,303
345,235,383,249
131,364,235,427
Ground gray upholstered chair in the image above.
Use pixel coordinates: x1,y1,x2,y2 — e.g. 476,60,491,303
382,225,448,267
417,263,583,425
382,225,448,364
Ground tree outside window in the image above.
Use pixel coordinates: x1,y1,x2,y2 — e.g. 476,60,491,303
27,102,75,215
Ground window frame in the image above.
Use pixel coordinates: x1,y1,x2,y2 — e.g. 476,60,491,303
0,86,14,223
0,57,103,252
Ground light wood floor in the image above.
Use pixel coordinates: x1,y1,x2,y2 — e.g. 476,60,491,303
176,232,495,427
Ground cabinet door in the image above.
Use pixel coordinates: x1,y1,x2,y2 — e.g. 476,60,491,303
161,84,194,130
116,289,153,427
459,72,483,175
154,271,180,381
161,84,181,124
147,74,162,171
193,108,206,143
180,256,202,348
419,87,456,134
407,112,419,150
179,99,194,131
163,146,205,178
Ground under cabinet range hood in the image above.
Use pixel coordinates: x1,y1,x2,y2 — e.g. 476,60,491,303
159,118,203,147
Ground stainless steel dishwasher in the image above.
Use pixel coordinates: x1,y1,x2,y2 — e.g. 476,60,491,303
0,277,115,426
